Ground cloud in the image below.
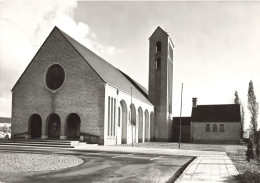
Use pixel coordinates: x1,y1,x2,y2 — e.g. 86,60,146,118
0,0,123,117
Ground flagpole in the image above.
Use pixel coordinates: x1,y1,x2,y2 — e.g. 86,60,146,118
179,83,183,149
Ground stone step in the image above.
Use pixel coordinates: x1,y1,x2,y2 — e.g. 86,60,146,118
0,139,84,148
0,143,74,148
9,139,77,143
0,140,72,145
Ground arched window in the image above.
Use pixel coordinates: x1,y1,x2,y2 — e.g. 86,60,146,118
206,124,210,132
156,41,161,53
220,124,224,132
213,124,217,132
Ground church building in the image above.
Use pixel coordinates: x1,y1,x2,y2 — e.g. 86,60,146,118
11,26,174,145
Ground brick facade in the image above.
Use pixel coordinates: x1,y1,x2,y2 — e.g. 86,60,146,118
148,27,174,142
191,122,240,144
12,28,106,144
11,27,155,145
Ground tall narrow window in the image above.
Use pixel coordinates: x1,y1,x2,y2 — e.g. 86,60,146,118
111,97,113,136
156,59,161,70
118,107,121,127
114,98,116,136
168,45,173,60
206,124,210,132
156,41,161,53
213,124,217,132
220,124,224,132
108,97,110,136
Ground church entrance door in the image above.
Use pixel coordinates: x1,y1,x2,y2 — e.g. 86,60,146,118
67,113,80,139
48,114,61,138
30,114,42,138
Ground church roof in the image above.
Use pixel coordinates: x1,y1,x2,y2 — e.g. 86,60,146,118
57,27,151,105
0,117,11,124
191,104,241,122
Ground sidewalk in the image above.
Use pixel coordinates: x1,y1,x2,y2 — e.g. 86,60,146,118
75,145,239,183
175,155,239,183
74,145,226,156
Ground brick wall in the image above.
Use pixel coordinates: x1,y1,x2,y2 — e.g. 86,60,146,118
191,122,240,144
148,28,173,141
11,28,106,144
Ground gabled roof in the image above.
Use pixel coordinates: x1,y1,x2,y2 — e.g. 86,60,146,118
149,26,169,39
149,26,174,47
191,104,241,122
57,27,152,105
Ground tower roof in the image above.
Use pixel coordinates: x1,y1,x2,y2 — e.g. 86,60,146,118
149,26,174,47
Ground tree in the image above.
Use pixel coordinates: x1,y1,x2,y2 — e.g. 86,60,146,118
2,125,8,133
247,80,259,140
241,106,245,139
234,91,245,139
234,91,240,104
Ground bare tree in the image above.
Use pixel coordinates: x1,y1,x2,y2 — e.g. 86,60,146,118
247,80,259,140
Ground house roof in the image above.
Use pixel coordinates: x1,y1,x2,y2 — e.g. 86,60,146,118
172,117,191,126
191,104,241,122
0,117,11,124
57,27,152,105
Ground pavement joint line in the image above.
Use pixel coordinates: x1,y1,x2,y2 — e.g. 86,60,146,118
112,153,134,158
149,156,164,161
85,152,102,155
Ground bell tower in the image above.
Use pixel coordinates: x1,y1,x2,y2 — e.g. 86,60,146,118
148,26,174,141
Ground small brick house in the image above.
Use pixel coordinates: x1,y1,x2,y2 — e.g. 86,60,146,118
190,98,241,144
11,26,175,145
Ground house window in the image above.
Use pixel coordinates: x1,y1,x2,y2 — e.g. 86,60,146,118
213,124,217,132
206,124,210,132
220,124,224,132
156,41,161,53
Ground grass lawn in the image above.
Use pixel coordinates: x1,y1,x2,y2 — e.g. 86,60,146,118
227,149,260,183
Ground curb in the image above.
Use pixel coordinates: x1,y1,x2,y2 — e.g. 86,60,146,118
166,156,196,183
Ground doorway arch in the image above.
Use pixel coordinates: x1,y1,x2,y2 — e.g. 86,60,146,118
150,112,154,142
29,114,42,138
66,113,81,139
138,107,143,143
145,110,149,142
120,100,127,144
47,113,61,138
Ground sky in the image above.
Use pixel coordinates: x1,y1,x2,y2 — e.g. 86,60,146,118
1,1,260,130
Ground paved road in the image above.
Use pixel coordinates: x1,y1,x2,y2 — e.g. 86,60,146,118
0,149,192,183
